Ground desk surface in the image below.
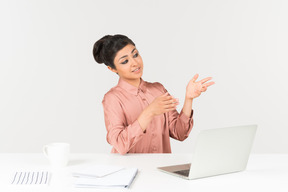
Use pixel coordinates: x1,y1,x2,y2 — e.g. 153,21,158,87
0,153,287,192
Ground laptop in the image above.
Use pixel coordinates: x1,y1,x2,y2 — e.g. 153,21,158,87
158,124,257,180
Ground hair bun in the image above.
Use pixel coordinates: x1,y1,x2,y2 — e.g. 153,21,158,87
92,35,111,64
92,34,135,68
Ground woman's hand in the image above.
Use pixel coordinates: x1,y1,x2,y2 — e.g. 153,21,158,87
185,74,215,100
137,92,179,131
148,92,179,116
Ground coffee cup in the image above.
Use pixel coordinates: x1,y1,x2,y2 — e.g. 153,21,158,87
43,142,70,167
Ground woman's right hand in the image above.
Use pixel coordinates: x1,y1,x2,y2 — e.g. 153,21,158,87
138,92,179,132
147,92,179,116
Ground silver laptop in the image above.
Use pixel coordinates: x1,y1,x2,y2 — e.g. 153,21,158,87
158,124,257,180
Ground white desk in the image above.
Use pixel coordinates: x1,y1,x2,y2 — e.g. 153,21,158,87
0,153,287,192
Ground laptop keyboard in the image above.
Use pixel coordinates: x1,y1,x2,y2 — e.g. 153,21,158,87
173,169,190,177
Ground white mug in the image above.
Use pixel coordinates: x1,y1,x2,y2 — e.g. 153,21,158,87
43,143,70,167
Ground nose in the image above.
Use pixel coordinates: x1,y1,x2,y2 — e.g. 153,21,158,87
131,57,138,66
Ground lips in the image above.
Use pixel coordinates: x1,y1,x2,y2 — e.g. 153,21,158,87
132,67,140,72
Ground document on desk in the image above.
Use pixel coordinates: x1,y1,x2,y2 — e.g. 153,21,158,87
72,165,124,178
74,167,138,188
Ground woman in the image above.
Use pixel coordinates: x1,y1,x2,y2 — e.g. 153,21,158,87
93,34,214,155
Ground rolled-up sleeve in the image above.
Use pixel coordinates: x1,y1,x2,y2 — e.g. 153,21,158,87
102,93,145,155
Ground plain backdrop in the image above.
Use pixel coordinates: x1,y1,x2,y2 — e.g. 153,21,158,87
0,0,287,153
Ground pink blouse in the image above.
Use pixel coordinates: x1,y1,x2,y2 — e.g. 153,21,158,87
102,78,194,155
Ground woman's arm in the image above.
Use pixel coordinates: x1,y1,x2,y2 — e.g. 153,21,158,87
103,94,145,155
169,74,215,140
182,97,193,118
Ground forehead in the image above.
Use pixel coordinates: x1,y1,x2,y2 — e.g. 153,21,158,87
114,44,136,60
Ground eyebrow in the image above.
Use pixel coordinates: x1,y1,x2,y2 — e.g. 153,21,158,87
118,48,137,61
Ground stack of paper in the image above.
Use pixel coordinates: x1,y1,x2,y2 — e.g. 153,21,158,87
72,165,138,188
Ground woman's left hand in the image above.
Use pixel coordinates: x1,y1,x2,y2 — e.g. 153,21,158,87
185,74,215,100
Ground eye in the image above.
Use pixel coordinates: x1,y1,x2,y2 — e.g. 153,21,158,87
133,53,139,58
121,60,128,64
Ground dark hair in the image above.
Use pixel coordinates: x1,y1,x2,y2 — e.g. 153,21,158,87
93,34,135,69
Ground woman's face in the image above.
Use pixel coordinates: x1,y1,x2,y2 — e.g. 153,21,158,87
109,44,143,86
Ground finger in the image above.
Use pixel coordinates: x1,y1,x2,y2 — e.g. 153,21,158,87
161,92,169,97
162,97,178,105
203,81,215,87
164,103,179,110
162,94,179,101
191,74,199,83
162,95,173,101
163,97,178,104
199,77,213,84
159,92,170,99
163,101,176,107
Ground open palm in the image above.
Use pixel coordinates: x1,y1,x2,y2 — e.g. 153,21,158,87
186,74,215,99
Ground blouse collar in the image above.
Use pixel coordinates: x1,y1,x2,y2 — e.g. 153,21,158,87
117,78,147,96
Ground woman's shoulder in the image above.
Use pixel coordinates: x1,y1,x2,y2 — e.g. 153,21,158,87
102,86,123,102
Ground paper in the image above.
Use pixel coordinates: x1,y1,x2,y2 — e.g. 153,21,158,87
72,165,124,178
11,171,50,185
74,168,138,188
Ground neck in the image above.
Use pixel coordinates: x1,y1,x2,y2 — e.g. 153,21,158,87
122,78,141,87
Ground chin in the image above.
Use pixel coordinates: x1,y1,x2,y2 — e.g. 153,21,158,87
132,72,143,78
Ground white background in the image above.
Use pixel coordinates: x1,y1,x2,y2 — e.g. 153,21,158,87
0,0,287,153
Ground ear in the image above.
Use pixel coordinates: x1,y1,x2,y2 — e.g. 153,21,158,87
107,66,117,73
